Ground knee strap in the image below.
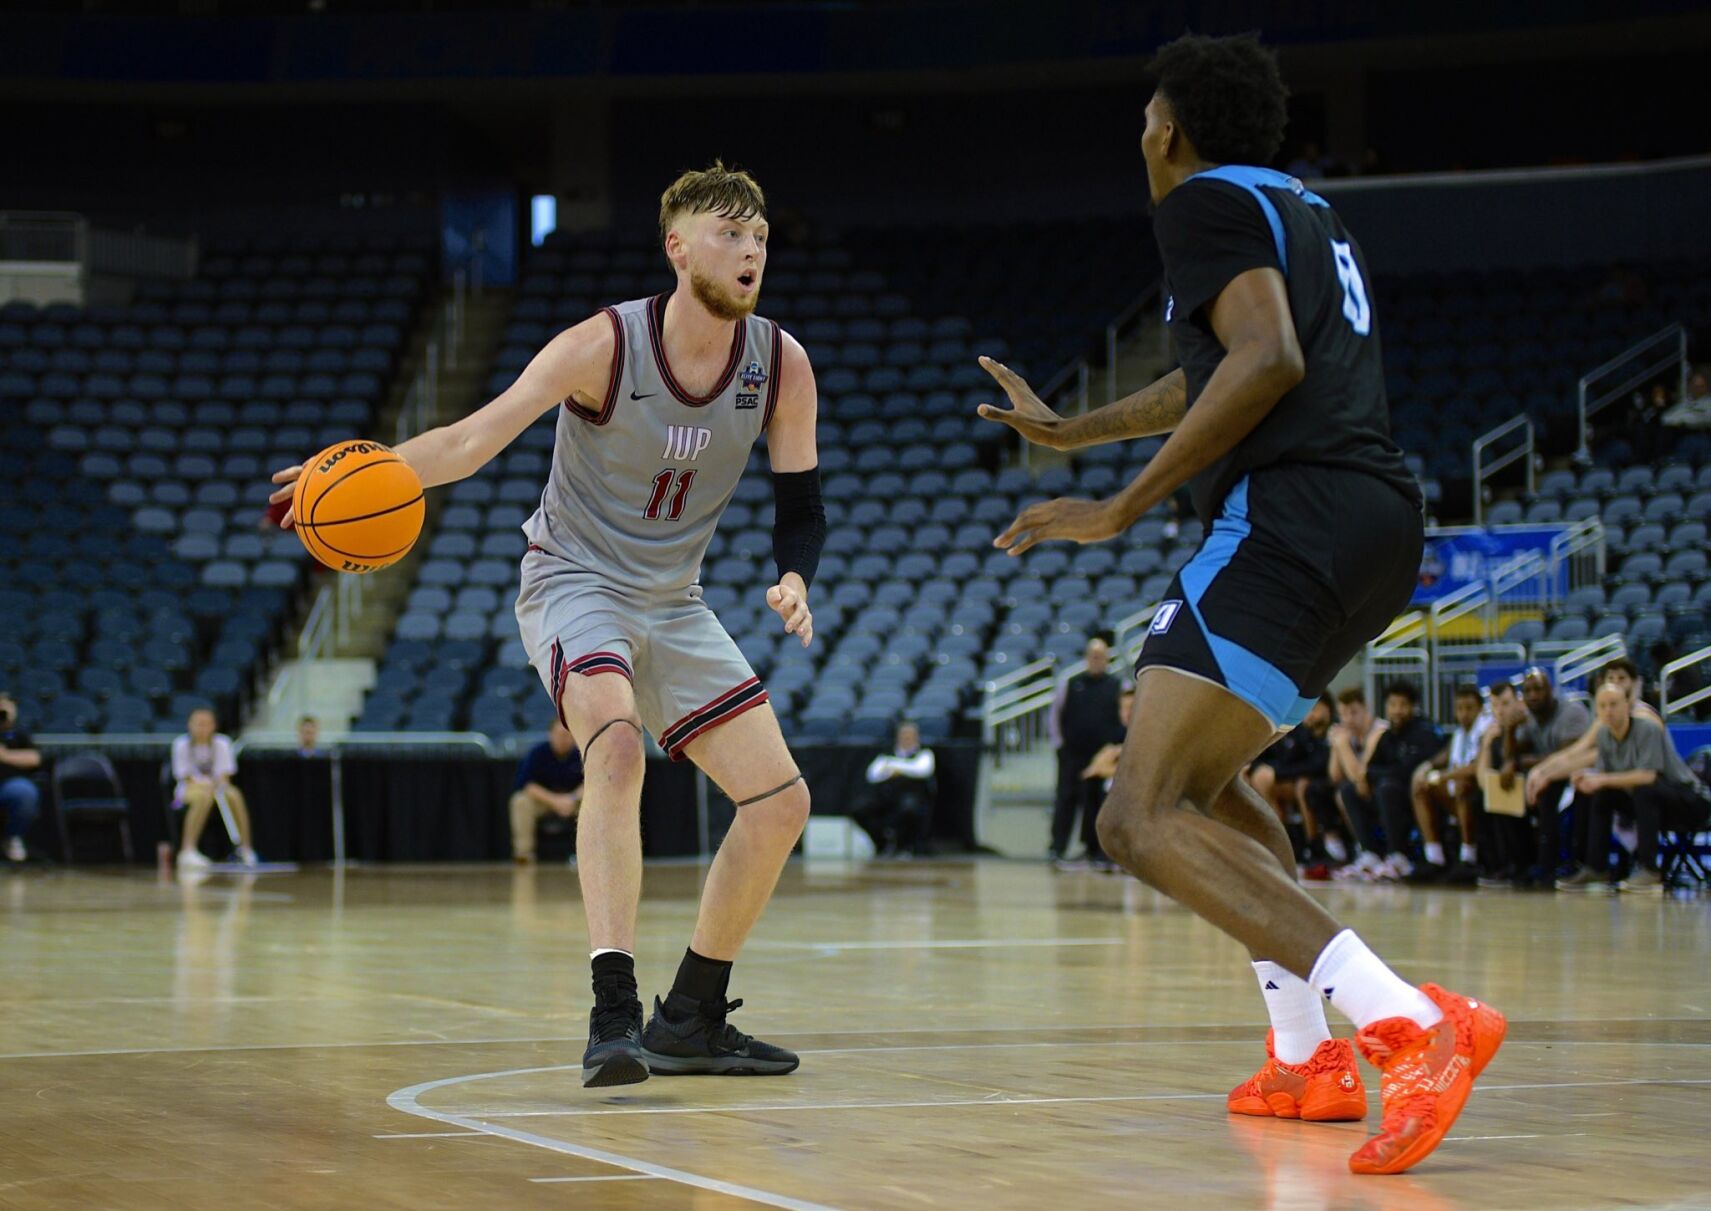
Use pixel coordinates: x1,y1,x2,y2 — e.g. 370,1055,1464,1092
735,773,803,808
584,717,641,755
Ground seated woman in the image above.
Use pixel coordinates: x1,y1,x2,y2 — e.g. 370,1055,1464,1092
172,707,258,870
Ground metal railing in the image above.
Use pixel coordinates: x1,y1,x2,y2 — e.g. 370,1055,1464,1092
1102,282,1166,405
1660,645,1711,720
1548,517,1606,592
0,210,86,263
980,601,1163,763
1553,633,1628,691
1576,324,1688,462
1471,414,1535,526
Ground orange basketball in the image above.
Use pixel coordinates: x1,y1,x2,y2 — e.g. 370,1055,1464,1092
292,440,425,574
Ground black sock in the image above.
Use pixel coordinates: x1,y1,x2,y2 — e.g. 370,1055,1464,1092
591,950,638,1006
664,947,732,1016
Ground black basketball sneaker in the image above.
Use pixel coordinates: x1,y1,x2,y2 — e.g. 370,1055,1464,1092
582,991,648,1088
639,996,800,1075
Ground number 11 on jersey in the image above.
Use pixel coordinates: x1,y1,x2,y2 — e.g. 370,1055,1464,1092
644,469,697,521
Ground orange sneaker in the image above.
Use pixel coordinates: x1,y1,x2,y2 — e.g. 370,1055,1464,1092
1227,1030,1368,1121
1349,983,1507,1175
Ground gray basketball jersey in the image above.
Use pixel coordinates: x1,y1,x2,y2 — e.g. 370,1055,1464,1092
522,294,782,595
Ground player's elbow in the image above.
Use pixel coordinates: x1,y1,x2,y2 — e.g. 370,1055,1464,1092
1262,339,1305,391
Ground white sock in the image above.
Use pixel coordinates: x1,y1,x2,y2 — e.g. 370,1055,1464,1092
590,947,633,960
1308,930,1442,1031
1423,842,1445,866
1253,961,1331,1065
1324,835,1348,862
1459,843,1477,863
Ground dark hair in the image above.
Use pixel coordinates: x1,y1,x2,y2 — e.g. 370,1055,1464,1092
1454,684,1483,703
1385,682,1418,706
1149,32,1289,166
1336,687,1366,707
1316,692,1335,711
1487,679,1517,698
1598,656,1639,684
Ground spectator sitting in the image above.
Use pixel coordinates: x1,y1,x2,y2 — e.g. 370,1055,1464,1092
857,721,937,858
1408,684,1493,885
508,720,583,864
296,715,324,758
1,691,43,865
1364,683,1442,880
1246,693,1342,868
1329,687,1387,879
1571,683,1711,892
1509,667,1593,888
172,707,258,871
1527,658,1661,887
1048,637,1124,870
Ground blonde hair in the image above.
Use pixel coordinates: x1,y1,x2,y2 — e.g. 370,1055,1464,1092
658,160,766,250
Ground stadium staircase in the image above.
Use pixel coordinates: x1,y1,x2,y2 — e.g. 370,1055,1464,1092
248,278,511,740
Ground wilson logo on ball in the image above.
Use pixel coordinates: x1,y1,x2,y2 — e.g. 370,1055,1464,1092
293,440,425,574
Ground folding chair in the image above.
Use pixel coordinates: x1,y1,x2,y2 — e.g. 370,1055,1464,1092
53,752,134,864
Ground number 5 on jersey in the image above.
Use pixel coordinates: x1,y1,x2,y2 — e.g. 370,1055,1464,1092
645,469,696,521
1330,239,1371,336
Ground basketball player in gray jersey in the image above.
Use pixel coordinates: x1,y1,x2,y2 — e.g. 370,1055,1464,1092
270,163,825,1087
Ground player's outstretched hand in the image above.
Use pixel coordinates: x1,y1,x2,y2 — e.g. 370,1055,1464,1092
268,463,304,528
976,356,1067,448
767,582,814,647
995,496,1122,555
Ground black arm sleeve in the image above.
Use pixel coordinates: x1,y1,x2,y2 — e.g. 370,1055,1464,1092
771,466,826,589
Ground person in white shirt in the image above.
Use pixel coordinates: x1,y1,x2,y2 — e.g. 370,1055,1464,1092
857,722,936,857
172,707,258,869
1408,685,1493,884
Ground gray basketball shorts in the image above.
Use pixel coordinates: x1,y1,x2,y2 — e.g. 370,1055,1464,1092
515,546,769,761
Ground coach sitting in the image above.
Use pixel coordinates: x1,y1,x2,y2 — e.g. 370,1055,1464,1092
509,720,584,864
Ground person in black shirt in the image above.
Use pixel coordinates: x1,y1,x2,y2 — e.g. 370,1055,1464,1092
1341,683,1441,880
974,33,1496,1175
1246,692,1337,865
1,691,42,865
509,720,585,864
1047,637,1125,869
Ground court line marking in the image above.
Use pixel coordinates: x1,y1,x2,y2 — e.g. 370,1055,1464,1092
373,1130,487,1139
1444,1133,1589,1142
528,1175,661,1184
9,1031,1710,1063
746,937,1126,951
388,1068,840,1211
441,1072,1711,1121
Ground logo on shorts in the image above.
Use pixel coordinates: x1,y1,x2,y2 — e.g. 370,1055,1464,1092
1164,295,1175,323
1151,600,1183,634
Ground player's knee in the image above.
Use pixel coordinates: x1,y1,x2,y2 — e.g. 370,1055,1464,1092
585,718,646,781
751,777,811,840
1095,792,1146,870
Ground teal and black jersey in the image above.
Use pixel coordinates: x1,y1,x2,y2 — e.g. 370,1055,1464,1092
1153,165,1419,527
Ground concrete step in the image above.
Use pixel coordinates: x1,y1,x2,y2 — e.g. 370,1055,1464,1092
246,657,376,739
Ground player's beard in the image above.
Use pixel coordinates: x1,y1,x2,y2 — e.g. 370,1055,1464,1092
689,264,758,321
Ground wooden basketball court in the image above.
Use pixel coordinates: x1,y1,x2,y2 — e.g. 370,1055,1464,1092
3,860,1707,1209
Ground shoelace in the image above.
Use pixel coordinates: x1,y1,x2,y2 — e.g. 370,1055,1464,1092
592,997,641,1043
697,997,754,1051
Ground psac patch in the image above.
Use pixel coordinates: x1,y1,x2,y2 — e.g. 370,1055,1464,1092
735,391,760,410
1150,600,1183,634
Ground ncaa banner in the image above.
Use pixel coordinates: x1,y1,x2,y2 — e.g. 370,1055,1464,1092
1414,525,1569,604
